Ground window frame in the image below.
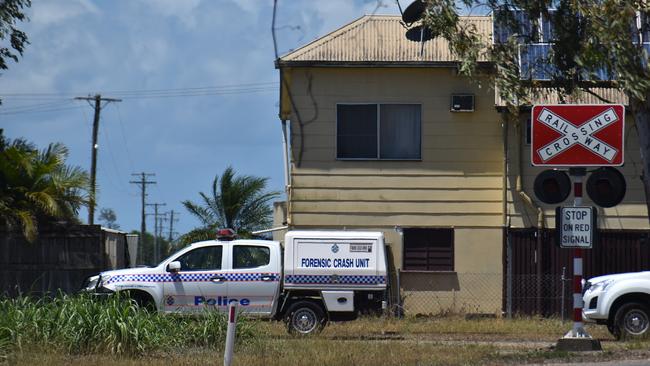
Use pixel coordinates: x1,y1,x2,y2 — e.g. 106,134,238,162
401,227,455,272
232,244,271,269
173,245,224,272
335,102,422,161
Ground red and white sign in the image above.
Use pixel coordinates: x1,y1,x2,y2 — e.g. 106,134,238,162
531,104,625,166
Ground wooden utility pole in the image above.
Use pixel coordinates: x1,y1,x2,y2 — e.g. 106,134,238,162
147,202,166,263
168,209,179,242
130,173,156,263
75,94,122,224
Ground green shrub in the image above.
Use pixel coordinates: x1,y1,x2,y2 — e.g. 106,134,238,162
0,293,256,357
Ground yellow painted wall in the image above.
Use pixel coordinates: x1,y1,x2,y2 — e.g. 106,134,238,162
401,228,503,314
286,67,504,231
283,67,504,314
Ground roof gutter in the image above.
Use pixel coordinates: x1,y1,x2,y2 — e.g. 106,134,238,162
275,60,494,69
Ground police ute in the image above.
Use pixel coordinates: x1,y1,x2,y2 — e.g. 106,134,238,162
82,229,388,334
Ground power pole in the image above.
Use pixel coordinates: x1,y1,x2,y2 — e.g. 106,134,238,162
147,202,166,263
168,210,179,242
130,173,156,263
75,94,122,225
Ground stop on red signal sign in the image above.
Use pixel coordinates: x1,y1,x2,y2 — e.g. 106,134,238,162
531,104,625,166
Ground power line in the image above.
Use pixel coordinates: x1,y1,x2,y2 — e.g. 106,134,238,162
0,104,81,116
0,81,278,99
98,113,133,195
113,104,135,173
0,100,69,112
0,82,278,117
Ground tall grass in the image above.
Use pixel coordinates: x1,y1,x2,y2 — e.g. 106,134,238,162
0,293,255,358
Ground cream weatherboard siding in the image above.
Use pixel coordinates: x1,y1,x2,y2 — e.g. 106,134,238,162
283,66,505,314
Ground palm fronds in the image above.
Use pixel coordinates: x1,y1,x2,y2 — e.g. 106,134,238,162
179,166,280,245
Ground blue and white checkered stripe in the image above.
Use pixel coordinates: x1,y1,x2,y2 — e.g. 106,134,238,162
284,275,386,285
106,272,279,284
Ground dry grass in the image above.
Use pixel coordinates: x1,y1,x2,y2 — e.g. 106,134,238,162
256,315,614,341
7,316,650,366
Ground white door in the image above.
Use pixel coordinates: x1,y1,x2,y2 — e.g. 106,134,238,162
162,245,227,313
225,244,280,315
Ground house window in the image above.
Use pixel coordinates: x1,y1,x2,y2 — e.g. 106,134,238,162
403,228,454,271
337,104,421,160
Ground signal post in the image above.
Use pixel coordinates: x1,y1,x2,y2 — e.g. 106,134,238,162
531,104,626,351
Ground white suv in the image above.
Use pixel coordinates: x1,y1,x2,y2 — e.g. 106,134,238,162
583,271,650,339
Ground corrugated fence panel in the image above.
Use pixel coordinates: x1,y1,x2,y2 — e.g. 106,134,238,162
507,228,650,316
0,225,128,297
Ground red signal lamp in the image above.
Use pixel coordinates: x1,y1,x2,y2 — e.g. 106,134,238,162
216,228,237,241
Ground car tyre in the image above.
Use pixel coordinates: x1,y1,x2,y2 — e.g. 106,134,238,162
122,290,156,312
613,302,650,340
607,321,621,340
285,300,327,335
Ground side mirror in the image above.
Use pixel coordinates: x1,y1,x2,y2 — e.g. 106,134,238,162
167,261,181,272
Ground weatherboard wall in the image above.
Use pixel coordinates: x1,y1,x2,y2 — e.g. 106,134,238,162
286,67,503,230
284,67,504,314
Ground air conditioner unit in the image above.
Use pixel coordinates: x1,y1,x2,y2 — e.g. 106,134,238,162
450,94,474,112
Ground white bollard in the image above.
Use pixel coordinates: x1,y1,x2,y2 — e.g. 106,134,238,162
224,303,238,366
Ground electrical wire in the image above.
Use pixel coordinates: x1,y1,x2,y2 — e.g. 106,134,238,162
100,113,133,195
0,103,81,116
113,103,136,173
0,81,278,99
0,81,278,115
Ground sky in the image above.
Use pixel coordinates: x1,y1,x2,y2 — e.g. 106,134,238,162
1,0,401,238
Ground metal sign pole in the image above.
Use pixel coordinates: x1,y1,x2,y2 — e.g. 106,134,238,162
556,171,602,350
224,303,238,366
566,167,589,338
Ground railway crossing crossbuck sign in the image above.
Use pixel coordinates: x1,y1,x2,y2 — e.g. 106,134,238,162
531,104,625,166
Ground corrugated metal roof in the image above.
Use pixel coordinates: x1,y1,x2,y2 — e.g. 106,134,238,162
278,14,626,106
279,15,492,64
494,87,628,107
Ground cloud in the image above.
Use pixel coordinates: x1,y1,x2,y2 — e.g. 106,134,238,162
136,0,203,29
1,0,382,235
30,0,99,28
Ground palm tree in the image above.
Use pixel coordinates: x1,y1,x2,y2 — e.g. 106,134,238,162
0,130,89,241
179,166,280,245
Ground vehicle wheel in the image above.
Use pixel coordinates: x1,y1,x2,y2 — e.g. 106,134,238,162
614,302,650,340
285,301,326,335
122,290,156,312
607,321,621,340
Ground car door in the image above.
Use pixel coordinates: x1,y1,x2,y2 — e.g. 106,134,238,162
225,243,280,315
162,244,227,313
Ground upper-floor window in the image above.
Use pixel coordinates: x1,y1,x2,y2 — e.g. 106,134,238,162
336,104,421,160
494,9,650,81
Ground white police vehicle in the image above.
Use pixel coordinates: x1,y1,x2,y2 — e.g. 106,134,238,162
583,271,650,340
83,230,388,334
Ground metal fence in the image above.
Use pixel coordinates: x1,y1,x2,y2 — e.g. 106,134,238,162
390,229,650,318
0,225,128,297
394,271,575,318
